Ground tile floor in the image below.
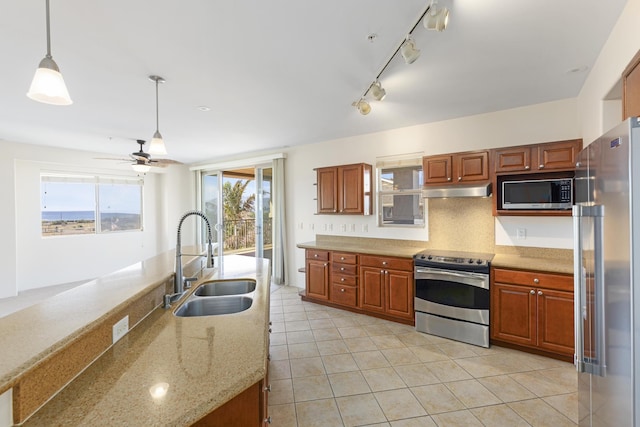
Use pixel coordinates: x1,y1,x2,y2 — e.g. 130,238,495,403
268,286,578,427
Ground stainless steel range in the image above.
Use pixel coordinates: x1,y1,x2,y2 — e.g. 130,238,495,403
413,249,493,348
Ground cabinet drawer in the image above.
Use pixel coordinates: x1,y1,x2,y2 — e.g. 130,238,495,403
306,250,329,261
493,268,573,292
360,255,413,271
332,263,357,275
331,283,358,307
332,252,357,264
332,274,357,286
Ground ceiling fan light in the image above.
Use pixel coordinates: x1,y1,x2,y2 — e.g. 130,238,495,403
369,81,386,101
132,162,151,173
400,38,420,64
424,4,449,31
148,130,167,155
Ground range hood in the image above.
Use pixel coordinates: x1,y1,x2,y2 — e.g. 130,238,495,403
422,182,492,198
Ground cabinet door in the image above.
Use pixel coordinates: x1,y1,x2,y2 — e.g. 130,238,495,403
306,259,329,300
360,266,385,312
455,151,489,183
536,140,581,171
385,269,413,320
537,288,574,356
338,164,363,214
317,167,337,213
423,155,453,184
494,147,532,173
491,282,536,347
623,50,640,119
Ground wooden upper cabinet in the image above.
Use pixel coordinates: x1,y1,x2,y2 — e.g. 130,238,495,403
494,139,581,174
423,150,489,185
623,49,640,120
316,163,372,215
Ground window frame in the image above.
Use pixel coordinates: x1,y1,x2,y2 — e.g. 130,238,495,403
376,155,426,228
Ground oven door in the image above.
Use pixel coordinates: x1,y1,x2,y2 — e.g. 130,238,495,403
414,266,490,325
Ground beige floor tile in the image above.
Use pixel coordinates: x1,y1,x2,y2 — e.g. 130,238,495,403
454,355,510,378
362,367,407,391
389,416,436,427
408,345,449,363
286,320,311,332
362,324,394,336
410,383,465,414
292,375,333,402
270,332,287,346
270,305,284,315
308,318,335,329
283,311,308,322
267,403,298,427
437,342,481,358
312,327,342,341
316,339,350,355
269,359,292,380
353,350,391,370
332,316,361,328
344,336,378,352
322,353,359,374
336,393,387,427
270,378,294,405
287,342,319,359
471,404,530,426
305,310,331,319
380,348,420,366
396,332,435,347
511,371,575,397
286,330,315,344
538,367,578,390
271,321,285,333
509,398,576,426
282,304,306,313
338,326,369,338
295,398,343,427
393,364,440,387
445,379,502,408
544,392,579,423
425,360,472,382
430,409,484,426
370,334,406,350
477,374,536,402
374,388,427,421
328,371,372,397
384,322,415,335
270,312,284,322
282,297,303,305
270,344,290,361
290,356,326,377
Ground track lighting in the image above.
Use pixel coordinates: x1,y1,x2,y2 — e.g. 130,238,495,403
368,81,386,101
148,75,167,155
27,0,72,106
424,0,449,32
400,37,421,64
353,99,371,115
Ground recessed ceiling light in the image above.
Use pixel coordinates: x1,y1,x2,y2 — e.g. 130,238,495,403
197,106,211,111
367,33,377,43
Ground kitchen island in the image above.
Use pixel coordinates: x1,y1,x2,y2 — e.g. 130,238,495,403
0,252,270,426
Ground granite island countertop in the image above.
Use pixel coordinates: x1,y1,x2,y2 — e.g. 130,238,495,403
3,253,270,426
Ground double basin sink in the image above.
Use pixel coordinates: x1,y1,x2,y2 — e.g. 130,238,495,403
174,279,256,317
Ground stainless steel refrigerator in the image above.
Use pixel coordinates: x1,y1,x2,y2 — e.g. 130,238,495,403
573,117,640,426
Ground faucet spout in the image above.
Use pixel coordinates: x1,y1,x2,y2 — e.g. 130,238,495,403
172,210,215,302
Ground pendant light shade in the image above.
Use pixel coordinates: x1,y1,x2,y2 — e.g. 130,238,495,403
148,75,167,155
27,0,72,106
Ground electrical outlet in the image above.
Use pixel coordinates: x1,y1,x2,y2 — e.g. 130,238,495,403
309,223,315,231
112,315,129,344
516,228,526,239
298,222,304,230
350,224,356,232
340,224,346,232
362,224,368,233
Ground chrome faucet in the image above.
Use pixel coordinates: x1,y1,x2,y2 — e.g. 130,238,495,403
164,210,215,308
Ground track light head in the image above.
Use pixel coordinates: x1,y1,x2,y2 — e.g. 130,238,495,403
368,81,386,101
400,37,421,64
424,1,449,31
352,99,371,115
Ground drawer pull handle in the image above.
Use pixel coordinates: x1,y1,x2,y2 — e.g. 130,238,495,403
530,289,535,294
314,254,319,258
264,416,272,424
340,288,345,292
341,257,345,260
533,278,539,284
340,267,345,271
341,278,345,282
382,261,388,265
264,384,272,392
539,164,544,169
524,165,530,170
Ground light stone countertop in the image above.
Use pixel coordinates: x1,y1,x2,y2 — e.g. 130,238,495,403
297,237,426,259
4,253,270,426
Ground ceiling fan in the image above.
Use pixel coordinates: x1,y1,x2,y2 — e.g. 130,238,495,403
97,139,182,171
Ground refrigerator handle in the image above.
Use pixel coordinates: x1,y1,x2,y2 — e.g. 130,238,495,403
592,205,606,377
572,206,585,373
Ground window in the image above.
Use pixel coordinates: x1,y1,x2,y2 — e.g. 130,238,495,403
377,155,425,227
41,173,143,236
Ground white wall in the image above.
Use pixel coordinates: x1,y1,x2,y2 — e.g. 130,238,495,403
285,98,581,287
1,139,192,296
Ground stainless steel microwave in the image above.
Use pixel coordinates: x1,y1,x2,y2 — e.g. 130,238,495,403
501,178,573,210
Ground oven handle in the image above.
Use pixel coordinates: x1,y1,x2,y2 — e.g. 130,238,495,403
414,267,489,290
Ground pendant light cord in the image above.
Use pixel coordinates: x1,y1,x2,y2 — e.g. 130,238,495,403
45,0,52,58
155,79,160,131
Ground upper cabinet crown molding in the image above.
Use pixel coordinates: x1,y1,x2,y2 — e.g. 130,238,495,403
315,163,372,215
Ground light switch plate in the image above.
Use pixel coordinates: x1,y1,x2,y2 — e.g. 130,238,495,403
113,315,129,344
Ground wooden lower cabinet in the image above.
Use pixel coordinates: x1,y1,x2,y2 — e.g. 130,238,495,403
491,267,574,359
192,378,270,426
360,256,414,321
360,266,386,313
305,250,330,301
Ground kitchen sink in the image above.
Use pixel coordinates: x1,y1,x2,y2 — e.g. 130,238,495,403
175,296,253,317
194,279,256,296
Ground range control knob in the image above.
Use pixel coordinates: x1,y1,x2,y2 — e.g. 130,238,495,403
420,254,426,259
427,255,433,260
468,259,474,264
476,260,483,265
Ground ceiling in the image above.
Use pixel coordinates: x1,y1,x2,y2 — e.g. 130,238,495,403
0,0,629,164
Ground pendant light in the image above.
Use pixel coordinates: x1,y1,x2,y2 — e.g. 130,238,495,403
148,75,167,155
27,0,72,106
